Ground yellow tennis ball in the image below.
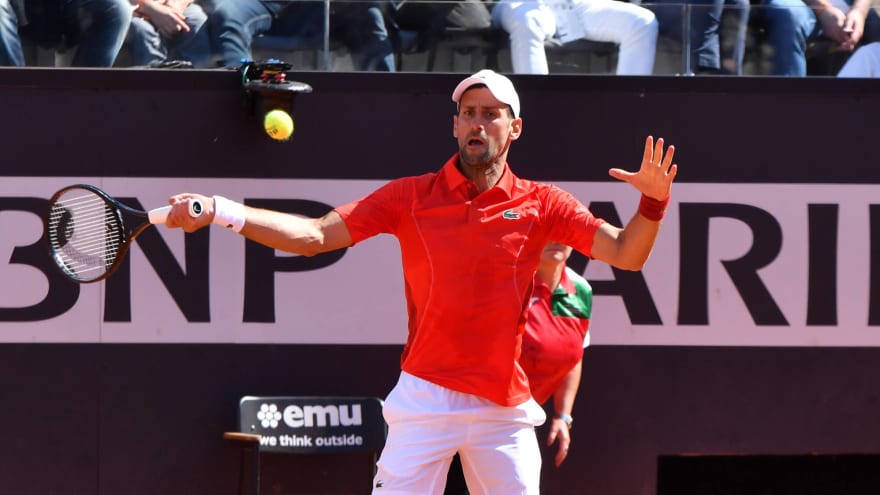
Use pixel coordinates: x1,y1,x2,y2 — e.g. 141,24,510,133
264,109,294,141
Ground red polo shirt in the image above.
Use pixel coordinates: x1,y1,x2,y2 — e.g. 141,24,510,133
335,154,605,406
520,267,592,405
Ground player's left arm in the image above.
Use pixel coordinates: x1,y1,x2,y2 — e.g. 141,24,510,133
590,135,677,271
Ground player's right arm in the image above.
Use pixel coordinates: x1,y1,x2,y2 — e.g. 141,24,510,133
238,208,352,256
165,193,353,256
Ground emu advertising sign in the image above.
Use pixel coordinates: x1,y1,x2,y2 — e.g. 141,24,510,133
237,396,386,454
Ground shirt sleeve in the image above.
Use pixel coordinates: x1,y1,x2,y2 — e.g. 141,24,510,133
541,185,606,258
334,178,408,245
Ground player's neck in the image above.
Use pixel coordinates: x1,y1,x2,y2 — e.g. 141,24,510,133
457,154,505,194
470,164,503,193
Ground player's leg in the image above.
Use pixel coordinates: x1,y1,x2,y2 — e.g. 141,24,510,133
373,372,464,494
457,398,545,495
443,453,470,495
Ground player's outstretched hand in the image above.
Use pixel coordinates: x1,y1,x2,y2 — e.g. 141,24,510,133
166,193,213,232
608,136,678,201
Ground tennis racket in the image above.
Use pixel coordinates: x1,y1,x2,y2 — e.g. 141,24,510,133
45,184,203,284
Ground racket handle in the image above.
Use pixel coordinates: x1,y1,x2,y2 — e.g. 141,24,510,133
148,200,204,224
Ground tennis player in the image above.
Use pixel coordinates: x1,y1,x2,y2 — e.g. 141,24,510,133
165,69,677,495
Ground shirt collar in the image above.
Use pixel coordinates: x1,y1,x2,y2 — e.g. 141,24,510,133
440,153,516,199
552,267,577,297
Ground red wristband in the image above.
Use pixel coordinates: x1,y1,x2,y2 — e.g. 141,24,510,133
638,194,670,221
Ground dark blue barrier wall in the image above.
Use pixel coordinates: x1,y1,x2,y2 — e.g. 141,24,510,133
2,68,880,495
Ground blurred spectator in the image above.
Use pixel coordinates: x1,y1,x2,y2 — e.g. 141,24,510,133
389,0,492,54
0,0,25,66
759,0,880,75
648,0,750,74
492,0,658,75
837,40,880,75
0,0,132,67
208,0,395,71
128,0,211,67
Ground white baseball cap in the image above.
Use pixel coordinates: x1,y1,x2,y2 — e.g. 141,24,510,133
451,69,520,118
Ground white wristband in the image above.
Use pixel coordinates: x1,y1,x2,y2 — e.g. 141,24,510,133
212,195,246,233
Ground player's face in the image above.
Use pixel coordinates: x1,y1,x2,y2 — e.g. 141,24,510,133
453,87,522,170
542,242,573,265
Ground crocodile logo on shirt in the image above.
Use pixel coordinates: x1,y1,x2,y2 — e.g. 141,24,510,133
502,209,520,220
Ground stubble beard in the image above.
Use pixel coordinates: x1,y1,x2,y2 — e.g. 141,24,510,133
458,146,494,171
459,136,512,173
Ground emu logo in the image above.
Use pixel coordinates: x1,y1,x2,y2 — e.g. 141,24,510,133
282,404,363,428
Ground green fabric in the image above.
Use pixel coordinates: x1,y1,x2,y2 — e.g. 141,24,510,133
551,268,592,319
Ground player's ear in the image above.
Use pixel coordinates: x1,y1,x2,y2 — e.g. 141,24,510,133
453,114,460,138
509,117,523,141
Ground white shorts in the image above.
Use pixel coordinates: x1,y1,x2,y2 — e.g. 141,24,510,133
372,372,546,495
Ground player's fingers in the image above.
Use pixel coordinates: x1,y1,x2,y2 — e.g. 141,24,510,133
662,145,676,172
642,135,654,166
653,137,665,166
166,196,189,229
608,167,634,183
170,193,198,207
168,194,205,231
667,163,679,184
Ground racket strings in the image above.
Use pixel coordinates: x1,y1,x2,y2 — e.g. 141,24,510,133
47,191,124,281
